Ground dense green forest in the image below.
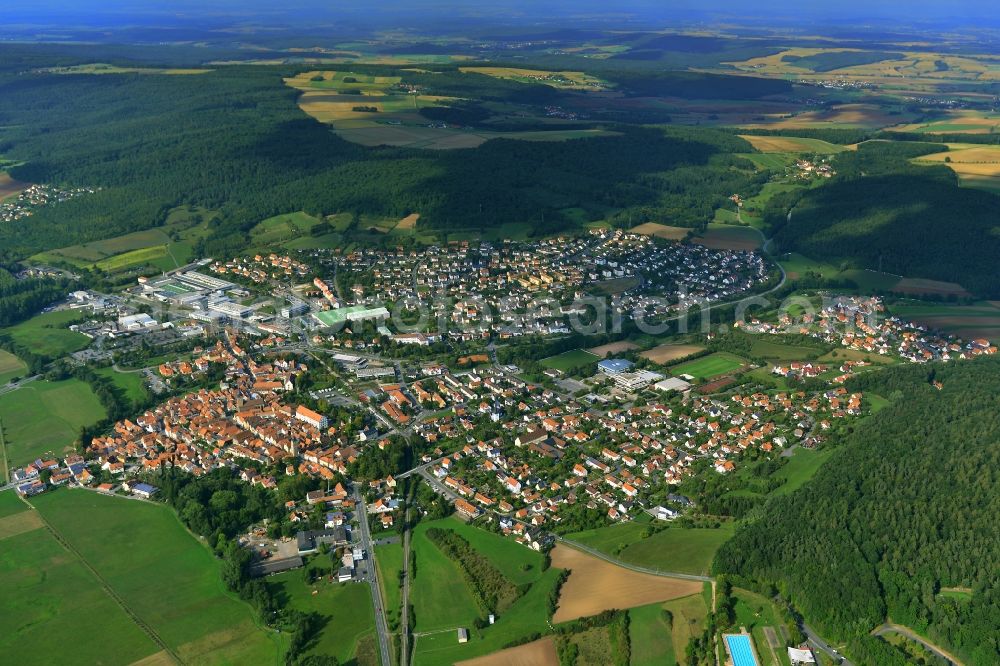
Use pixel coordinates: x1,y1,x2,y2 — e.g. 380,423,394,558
0,51,764,261
714,357,1000,666
764,141,1000,297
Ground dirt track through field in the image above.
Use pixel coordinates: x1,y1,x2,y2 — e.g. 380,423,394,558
456,636,560,666
550,545,701,623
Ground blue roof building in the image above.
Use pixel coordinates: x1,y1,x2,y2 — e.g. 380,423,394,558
597,358,634,375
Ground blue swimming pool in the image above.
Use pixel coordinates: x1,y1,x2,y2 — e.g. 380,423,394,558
725,634,760,666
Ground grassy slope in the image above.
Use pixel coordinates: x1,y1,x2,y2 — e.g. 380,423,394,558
32,489,282,664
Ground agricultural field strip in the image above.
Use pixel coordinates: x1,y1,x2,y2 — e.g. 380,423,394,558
23,495,180,662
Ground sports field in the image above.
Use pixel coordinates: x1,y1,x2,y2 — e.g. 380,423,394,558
0,379,106,468
539,349,599,372
1,309,90,357
0,350,27,385
671,352,747,379
32,489,283,664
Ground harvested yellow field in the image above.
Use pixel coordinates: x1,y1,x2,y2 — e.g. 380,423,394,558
550,545,702,623
916,145,1000,188
641,343,706,364
739,135,851,154
396,213,420,230
0,172,28,201
127,650,176,666
456,637,560,666
586,341,640,358
891,112,1000,134
458,67,607,89
630,222,690,241
919,146,1000,164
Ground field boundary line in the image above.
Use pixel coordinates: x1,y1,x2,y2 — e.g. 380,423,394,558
24,496,183,665
0,417,8,483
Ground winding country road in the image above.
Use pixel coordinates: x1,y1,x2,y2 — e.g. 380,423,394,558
874,623,963,666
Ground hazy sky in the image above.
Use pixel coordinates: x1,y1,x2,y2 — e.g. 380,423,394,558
6,1,1000,32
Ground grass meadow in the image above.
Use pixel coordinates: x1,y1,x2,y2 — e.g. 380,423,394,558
540,349,600,372
94,367,150,406
0,512,160,665
410,516,564,664
1,309,90,357
374,541,404,631
671,352,747,379
565,521,735,576
0,379,106,468
32,489,284,664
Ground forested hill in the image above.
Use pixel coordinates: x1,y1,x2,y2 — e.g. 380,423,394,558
764,141,1000,298
0,55,762,262
713,356,1000,666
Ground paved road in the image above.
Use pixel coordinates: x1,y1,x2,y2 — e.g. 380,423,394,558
355,489,393,666
874,623,962,666
803,622,853,666
0,374,40,397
